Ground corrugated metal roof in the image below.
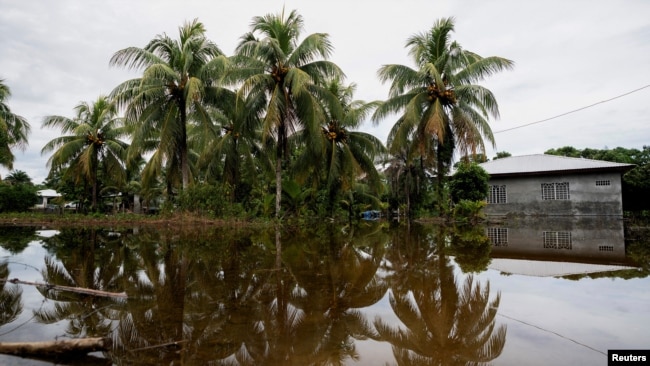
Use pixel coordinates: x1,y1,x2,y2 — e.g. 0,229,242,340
478,154,634,176
36,189,60,197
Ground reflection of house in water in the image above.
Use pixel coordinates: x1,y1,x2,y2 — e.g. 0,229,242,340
486,217,638,277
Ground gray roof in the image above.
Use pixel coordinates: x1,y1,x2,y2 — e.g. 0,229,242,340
36,189,60,197
479,154,634,176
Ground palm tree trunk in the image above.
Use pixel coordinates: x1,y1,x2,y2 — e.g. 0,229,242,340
179,99,190,190
275,156,282,219
91,158,98,211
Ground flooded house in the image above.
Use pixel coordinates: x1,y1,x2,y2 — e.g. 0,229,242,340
479,154,634,216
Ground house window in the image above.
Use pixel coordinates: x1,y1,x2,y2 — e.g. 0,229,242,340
543,231,572,249
541,182,570,200
487,227,508,246
487,185,507,204
596,180,611,186
599,245,614,252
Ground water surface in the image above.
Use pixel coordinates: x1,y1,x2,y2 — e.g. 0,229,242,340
0,218,647,365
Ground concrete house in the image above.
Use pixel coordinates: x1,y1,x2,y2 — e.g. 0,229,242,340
479,154,634,216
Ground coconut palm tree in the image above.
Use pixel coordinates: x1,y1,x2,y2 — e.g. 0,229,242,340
110,19,227,192
295,78,385,216
193,87,268,200
373,17,513,213
42,95,129,211
0,78,31,173
4,170,32,185
232,8,343,218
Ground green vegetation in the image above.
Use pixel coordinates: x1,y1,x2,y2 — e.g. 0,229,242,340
3,12,513,222
0,79,31,173
545,145,650,212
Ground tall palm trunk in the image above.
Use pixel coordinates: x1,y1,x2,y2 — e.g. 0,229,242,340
91,154,98,211
275,118,287,219
275,149,282,219
179,100,190,190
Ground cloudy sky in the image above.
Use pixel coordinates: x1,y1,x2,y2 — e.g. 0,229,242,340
1,0,649,184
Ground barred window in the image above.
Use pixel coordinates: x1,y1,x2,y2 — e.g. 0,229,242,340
541,182,570,200
543,231,572,249
487,227,508,246
487,185,507,204
599,245,614,252
596,180,611,186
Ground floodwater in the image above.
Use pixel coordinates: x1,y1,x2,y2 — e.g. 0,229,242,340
0,217,648,365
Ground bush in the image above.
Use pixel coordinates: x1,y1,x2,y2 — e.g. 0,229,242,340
0,184,39,212
449,163,489,203
452,200,486,224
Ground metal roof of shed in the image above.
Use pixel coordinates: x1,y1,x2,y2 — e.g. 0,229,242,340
479,154,634,176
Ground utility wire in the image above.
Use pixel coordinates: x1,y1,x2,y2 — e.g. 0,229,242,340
497,312,606,356
494,84,650,134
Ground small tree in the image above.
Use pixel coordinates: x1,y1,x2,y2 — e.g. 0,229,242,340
449,162,489,203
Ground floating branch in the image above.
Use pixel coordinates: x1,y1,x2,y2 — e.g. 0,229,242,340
0,337,110,357
2,278,127,299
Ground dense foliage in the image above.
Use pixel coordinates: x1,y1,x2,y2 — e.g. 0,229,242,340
449,162,490,203
0,182,38,212
545,146,650,212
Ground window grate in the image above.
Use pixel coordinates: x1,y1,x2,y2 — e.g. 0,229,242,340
541,182,570,200
543,231,572,249
487,185,507,204
487,227,508,246
596,180,611,186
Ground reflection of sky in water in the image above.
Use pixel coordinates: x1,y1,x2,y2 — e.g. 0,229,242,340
475,268,650,366
355,257,649,366
1,240,65,340
0,237,69,365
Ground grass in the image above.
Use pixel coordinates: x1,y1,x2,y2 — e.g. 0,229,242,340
0,210,271,228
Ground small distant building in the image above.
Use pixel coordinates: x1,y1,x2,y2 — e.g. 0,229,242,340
479,154,634,216
34,189,61,209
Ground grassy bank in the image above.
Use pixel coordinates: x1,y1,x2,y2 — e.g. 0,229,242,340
0,211,269,228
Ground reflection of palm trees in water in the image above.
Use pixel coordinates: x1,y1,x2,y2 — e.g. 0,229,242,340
283,226,388,364
35,228,124,338
376,226,506,365
111,229,189,365
0,262,22,328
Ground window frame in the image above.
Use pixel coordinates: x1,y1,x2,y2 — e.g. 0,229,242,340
487,184,507,204
541,182,570,200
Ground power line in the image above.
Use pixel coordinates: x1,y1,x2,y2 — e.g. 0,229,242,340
494,84,650,134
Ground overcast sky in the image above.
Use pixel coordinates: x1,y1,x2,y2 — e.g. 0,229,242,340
1,0,649,184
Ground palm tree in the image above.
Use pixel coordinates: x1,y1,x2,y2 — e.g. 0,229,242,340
373,17,513,213
42,95,129,211
0,78,31,174
193,87,268,200
295,78,386,217
232,8,343,218
110,19,227,193
4,170,32,185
